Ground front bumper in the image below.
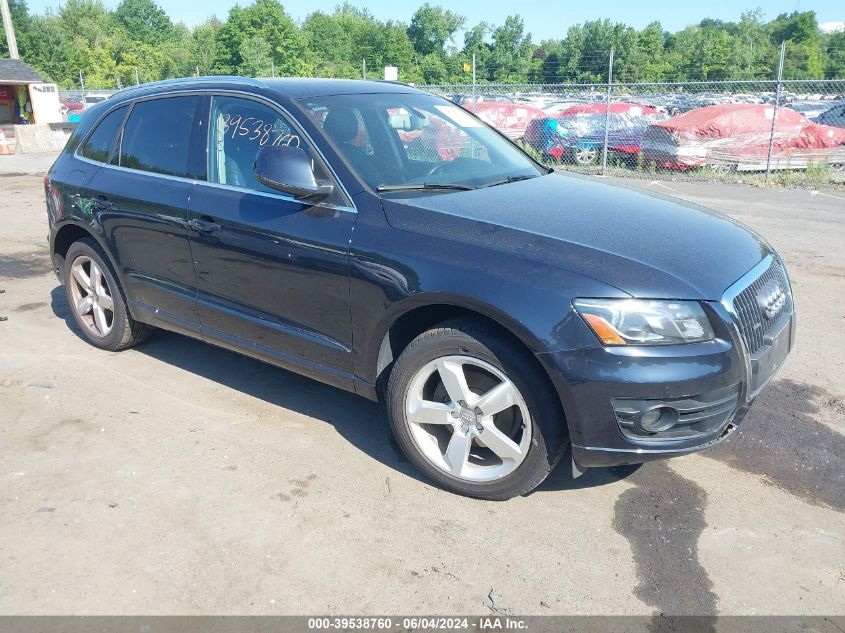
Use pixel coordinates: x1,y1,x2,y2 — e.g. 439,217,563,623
572,405,752,468
539,273,795,469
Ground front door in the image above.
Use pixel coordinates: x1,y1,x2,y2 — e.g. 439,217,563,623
187,94,357,389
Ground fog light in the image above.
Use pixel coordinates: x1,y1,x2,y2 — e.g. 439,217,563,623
636,406,678,433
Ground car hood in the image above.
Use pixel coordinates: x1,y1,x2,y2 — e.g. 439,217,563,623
381,172,770,299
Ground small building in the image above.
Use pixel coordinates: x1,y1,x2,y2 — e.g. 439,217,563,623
0,58,46,125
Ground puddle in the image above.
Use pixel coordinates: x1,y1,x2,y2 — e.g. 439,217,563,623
613,461,718,621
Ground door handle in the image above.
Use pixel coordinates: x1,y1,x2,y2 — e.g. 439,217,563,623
189,216,221,233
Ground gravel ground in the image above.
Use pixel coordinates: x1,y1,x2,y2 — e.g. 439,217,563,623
0,154,843,617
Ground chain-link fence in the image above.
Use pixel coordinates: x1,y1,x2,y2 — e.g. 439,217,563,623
419,79,845,186
420,43,845,186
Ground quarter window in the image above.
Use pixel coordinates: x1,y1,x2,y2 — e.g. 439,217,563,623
79,106,127,163
207,95,306,193
118,96,200,178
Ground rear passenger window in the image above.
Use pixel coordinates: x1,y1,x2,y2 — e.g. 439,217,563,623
119,96,200,178
79,106,127,163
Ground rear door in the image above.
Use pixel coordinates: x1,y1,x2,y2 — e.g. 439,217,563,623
187,93,357,388
50,104,129,229
81,94,203,334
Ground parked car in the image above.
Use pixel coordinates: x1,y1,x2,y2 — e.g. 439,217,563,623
83,93,111,108
641,103,845,171
814,103,845,129
60,97,85,112
45,78,795,499
462,101,545,140
524,103,667,165
788,101,830,119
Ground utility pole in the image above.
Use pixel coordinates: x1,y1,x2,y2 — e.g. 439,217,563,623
765,40,787,182
601,48,615,176
362,58,367,80
471,53,476,113
0,0,20,59
134,66,140,85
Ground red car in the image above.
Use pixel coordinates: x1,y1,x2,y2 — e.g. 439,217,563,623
60,97,84,112
641,104,845,171
462,101,545,140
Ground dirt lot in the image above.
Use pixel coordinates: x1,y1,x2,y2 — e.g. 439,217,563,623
0,153,843,617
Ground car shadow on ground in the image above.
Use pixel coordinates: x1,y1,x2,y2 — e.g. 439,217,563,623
50,285,639,496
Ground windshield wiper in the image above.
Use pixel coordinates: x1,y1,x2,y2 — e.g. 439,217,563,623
480,174,540,188
376,182,477,192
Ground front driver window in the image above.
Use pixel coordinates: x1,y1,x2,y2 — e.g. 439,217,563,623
208,95,306,194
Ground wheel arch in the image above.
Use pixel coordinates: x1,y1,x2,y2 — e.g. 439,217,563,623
370,299,566,425
52,221,117,282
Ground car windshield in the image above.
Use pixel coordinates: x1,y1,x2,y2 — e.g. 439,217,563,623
299,92,544,193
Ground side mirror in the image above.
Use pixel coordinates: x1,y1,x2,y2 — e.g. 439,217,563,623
254,145,334,202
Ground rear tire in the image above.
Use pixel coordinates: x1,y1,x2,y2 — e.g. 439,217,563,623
63,238,151,351
572,146,599,166
386,319,567,500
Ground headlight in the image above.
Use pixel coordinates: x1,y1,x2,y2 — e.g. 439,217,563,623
573,298,715,346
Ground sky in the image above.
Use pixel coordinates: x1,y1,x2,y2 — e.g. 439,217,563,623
24,0,845,41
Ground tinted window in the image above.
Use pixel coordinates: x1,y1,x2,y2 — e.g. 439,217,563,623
208,95,306,193
79,106,127,163
119,96,199,177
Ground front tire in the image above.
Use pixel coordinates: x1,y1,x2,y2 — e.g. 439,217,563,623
386,319,566,500
63,238,151,351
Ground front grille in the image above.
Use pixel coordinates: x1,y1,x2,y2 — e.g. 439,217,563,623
732,258,793,355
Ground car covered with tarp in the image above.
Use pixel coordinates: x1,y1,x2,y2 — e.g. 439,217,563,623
523,103,667,165
463,101,545,140
640,104,845,171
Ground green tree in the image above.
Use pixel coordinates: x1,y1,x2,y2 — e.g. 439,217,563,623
239,34,273,76
635,22,667,82
192,17,221,76
215,0,307,76
540,49,561,83
114,0,172,45
824,30,845,79
303,11,355,77
733,9,772,78
407,4,465,57
25,13,73,85
420,52,447,82
771,12,825,78
488,15,532,81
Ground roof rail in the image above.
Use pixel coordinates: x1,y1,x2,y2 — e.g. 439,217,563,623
114,75,266,96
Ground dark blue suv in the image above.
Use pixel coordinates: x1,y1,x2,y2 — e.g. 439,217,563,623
45,78,795,499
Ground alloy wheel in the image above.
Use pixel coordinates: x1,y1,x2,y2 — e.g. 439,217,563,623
574,147,598,165
404,355,532,482
68,255,114,337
